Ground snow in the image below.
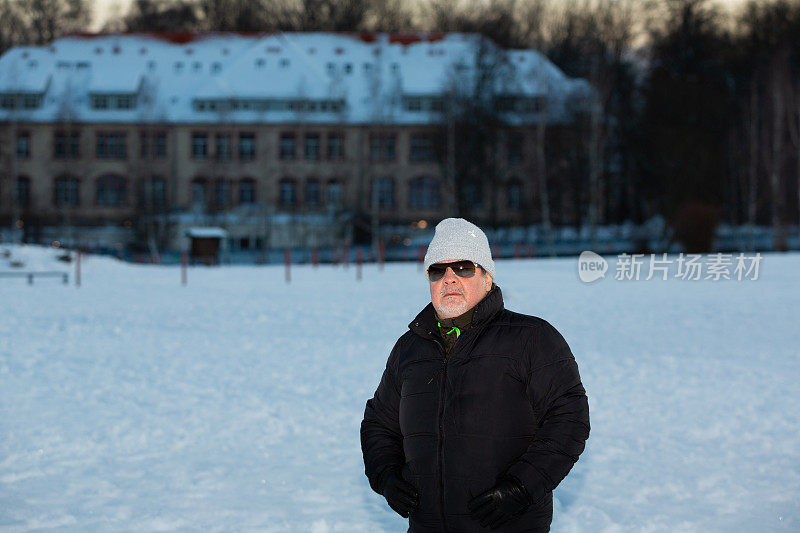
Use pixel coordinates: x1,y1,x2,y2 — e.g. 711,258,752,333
1,245,798,531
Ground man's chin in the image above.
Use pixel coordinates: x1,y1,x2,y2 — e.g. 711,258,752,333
435,301,468,319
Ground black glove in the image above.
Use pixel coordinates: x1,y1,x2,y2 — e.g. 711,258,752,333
467,475,533,529
380,466,419,518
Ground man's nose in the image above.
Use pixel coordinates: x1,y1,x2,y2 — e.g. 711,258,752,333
442,267,459,282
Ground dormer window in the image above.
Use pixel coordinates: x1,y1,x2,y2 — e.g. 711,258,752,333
90,94,137,110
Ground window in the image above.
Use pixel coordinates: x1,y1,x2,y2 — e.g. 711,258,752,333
305,178,321,207
16,133,30,159
215,134,232,161
16,176,30,207
91,95,109,109
140,131,148,158
1,94,16,109
304,133,320,160
462,183,483,208
116,95,136,109
369,134,395,161
507,180,522,209
409,176,440,209
191,178,208,208
141,176,166,208
280,133,296,160
279,178,296,207
214,178,232,208
54,175,80,207
409,133,435,162
192,133,208,159
96,133,127,159
154,132,167,158
239,132,255,161
327,132,344,160
24,94,40,108
55,131,80,159
326,180,343,209
508,133,523,164
239,178,256,204
405,97,422,112
141,131,167,158
372,176,394,209
96,175,127,206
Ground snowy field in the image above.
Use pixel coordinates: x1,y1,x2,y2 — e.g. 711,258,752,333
1,245,798,532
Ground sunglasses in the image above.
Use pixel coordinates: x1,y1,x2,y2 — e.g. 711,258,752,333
427,260,483,282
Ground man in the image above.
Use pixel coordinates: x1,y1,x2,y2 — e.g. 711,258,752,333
361,218,590,532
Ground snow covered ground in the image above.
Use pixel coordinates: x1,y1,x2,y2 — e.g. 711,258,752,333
1,245,798,532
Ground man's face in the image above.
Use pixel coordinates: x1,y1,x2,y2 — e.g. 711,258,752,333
429,260,493,319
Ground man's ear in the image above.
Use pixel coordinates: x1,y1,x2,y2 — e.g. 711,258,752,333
484,273,493,291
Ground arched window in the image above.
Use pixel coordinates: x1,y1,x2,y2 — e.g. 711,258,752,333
305,178,321,207
191,177,208,208
53,175,80,207
279,177,296,207
141,175,166,208
507,179,522,210
326,179,344,209
239,178,256,204
16,176,30,207
96,175,127,206
408,176,440,209
372,176,395,209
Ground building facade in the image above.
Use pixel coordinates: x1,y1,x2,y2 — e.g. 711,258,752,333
0,32,590,254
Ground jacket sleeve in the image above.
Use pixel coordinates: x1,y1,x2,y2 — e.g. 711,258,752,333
506,321,590,503
360,343,405,495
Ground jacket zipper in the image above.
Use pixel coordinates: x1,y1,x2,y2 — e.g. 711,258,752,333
423,324,484,531
436,340,449,533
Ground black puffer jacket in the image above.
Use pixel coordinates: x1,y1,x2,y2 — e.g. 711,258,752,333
361,286,590,532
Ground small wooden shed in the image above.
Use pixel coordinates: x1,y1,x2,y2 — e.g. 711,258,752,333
186,227,228,265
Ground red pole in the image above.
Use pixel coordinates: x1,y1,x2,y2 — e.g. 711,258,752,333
356,247,363,281
514,242,521,259
75,250,81,287
343,243,350,269
285,248,291,283
312,246,319,268
378,242,385,271
181,251,187,286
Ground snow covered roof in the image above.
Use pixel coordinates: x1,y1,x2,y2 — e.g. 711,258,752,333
0,32,589,125
186,227,228,239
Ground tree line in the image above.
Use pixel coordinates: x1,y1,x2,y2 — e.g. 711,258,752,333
2,0,800,251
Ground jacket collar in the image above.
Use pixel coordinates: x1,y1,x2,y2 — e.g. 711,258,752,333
408,285,504,339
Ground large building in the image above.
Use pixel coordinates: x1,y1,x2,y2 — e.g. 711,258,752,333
0,32,590,255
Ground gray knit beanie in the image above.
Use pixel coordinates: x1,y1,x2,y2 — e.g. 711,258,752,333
423,218,496,280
